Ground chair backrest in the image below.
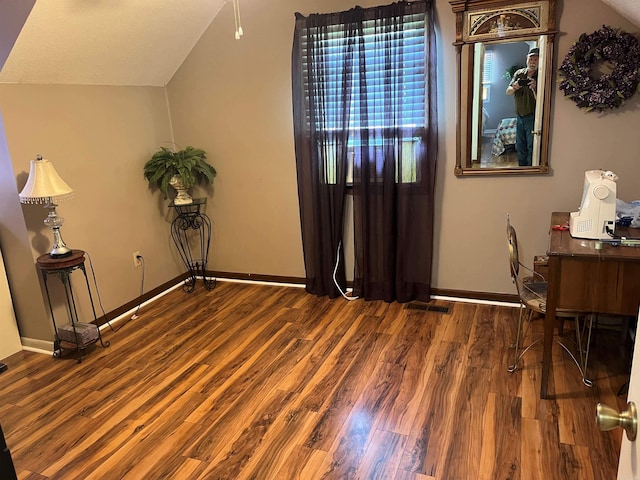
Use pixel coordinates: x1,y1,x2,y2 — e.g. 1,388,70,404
506,215,520,282
507,215,547,303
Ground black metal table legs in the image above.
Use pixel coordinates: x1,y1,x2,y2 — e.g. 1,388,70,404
39,251,110,363
170,203,215,293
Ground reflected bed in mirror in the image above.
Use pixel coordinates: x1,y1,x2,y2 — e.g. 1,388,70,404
450,0,557,176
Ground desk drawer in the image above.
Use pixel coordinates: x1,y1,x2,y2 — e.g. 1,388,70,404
556,257,640,315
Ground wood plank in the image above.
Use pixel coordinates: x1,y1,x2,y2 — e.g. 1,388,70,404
353,428,406,480
302,316,387,453
437,363,491,479
0,281,628,480
397,340,465,476
235,406,318,479
520,417,545,477
478,392,521,480
313,360,406,478
273,446,327,479
193,388,295,479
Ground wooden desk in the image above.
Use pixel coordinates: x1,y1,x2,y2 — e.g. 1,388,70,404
541,212,640,398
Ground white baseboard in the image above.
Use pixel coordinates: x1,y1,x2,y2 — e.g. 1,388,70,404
431,294,520,308
98,281,184,331
20,337,54,355
17,278,519,359
216,277,305,289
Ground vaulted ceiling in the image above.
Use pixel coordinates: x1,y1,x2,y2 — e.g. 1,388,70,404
603,0,640,28
0,1,638,88
0,0,226,87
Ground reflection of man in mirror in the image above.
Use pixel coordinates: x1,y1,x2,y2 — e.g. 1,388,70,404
506,47,538,166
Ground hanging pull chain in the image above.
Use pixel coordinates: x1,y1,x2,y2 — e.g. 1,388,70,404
233,0,243,39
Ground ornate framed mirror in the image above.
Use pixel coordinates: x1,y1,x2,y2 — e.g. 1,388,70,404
449,0,557,176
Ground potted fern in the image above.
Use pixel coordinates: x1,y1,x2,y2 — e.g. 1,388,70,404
143,145,216,204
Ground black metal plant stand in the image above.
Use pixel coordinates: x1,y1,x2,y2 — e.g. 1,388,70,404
170,198,216,293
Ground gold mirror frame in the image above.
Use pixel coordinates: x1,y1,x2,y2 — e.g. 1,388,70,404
450,0,557,176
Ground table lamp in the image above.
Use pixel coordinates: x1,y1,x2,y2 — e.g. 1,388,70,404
19,155,74,258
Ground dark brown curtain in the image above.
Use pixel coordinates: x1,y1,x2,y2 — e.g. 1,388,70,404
352,2,437,302
292,8,358,297
292,1,437,302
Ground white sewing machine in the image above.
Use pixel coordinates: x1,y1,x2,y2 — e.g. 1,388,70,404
569,169,618,240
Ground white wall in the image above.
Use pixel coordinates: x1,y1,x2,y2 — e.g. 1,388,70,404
0,246,22,360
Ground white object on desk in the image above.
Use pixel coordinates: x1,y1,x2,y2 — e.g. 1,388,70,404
569,169,618,240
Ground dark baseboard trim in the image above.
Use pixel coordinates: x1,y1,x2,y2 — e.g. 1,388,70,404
207,271,518,304
96,272,518,326
208,270,307,286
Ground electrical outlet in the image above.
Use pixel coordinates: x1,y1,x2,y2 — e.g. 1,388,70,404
133,251,143,267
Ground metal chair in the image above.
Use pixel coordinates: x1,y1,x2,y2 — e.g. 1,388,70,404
506,215,594,386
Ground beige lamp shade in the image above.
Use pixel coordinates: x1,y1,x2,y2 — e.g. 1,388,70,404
19,155,74,204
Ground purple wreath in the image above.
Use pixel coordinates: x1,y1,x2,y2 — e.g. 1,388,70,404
558,25,640,112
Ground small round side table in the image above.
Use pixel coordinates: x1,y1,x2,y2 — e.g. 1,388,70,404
37,250,110,362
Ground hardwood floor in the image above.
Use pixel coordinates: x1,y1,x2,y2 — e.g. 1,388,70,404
0,281,631,479
474,137,519,169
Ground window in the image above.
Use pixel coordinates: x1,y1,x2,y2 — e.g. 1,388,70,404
292,1,437,301
482,49,493,102
482,49,494,83
298,8,427,184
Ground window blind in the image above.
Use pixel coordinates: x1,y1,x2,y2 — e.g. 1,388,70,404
483,49,494,83
300,12,426,131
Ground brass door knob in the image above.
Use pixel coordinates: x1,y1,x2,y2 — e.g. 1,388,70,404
596,402,637,441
